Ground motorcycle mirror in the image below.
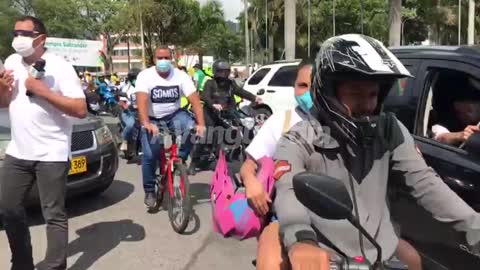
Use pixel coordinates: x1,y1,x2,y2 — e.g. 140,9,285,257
293,172,353,220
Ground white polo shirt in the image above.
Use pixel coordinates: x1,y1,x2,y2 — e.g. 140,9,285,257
135,67,196,119
4,52,85,162
246,108,304,160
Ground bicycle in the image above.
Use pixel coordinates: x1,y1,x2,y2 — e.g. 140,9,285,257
151,128,192,234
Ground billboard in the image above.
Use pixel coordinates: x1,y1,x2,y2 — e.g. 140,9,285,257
45,37,103,67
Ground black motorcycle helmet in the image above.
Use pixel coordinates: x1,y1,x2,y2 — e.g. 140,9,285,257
212,59,231,80
311,34,412,145
127,68,141,85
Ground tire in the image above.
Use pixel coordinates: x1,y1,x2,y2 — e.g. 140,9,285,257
167,162,192,234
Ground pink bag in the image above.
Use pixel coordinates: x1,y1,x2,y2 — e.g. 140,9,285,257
210,150,275,240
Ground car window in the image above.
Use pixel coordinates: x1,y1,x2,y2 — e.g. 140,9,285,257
388,65,415,97
247,68,270,85
420,68,480,150
268,65,298,87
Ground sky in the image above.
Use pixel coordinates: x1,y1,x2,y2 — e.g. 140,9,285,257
197,0,243,22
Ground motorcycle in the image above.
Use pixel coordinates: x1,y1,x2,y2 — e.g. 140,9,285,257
100,86,121,117
190,104,258,174
118,112,141,161
117,92,142,161
292,172,412,270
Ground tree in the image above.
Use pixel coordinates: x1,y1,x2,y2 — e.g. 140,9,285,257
389,0,402,46
0,0,21,59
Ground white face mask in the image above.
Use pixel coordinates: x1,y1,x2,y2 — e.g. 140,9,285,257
12,36,39,57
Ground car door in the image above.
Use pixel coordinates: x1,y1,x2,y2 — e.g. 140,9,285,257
243,67,272,94
262,64,298,113
389,59,480,270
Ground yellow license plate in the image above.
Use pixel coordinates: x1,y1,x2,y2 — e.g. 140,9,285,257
69,156,87,175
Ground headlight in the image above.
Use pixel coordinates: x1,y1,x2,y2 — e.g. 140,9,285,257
95,126,113,146
0,140,9,160
240,117,255,130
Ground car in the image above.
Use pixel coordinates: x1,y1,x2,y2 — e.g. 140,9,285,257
385,45,480,269
0,109,119,204
239,61,300,123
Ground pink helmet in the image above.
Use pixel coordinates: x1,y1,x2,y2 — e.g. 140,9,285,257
210,150,275,240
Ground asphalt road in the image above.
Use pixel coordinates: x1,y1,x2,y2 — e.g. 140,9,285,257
0,116,257,270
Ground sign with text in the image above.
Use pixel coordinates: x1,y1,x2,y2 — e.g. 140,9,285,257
45,37,103,67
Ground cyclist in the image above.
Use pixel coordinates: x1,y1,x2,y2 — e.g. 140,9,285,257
135,46,206,208
272,34,480,270
119,68,141,152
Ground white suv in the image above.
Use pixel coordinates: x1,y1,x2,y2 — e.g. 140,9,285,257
240,61,300,120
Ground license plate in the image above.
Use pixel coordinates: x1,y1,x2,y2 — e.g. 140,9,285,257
69,156,87,175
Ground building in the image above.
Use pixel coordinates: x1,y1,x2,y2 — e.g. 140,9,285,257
111,40,144,76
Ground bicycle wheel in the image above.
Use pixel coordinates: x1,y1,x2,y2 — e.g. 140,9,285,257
167,162,192,233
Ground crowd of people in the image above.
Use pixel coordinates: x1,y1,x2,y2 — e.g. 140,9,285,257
1,15,480,270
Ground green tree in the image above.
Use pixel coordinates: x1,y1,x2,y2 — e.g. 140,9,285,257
0,0,20,60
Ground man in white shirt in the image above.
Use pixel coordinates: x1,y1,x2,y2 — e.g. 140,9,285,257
136,46,205,208
0,16,87,270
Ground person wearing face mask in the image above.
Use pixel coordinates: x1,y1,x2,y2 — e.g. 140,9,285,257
0,16,87,270
239,59,318,270
272,34,480,270
135,46,205,209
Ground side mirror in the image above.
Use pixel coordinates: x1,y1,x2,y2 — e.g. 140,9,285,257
464,132,480,155
293,172,353,220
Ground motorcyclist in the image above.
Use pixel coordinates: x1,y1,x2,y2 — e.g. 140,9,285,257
119,68,141,151
188,60,261,174
272,34,480,270
200,59,262,126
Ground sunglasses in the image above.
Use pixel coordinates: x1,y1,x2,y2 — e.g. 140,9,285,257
13,30,42,38
156,57,171,60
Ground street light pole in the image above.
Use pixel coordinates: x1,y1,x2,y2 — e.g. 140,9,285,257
458,0,462,45
265,0,268,63
467,0,475,45
139,0,146,69
333,0,336,36
360,0,364,34
308,0,311,57
244,0,250,75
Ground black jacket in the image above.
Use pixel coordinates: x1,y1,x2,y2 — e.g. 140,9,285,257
201,79,256,109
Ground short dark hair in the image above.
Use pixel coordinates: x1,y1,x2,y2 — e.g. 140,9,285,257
155,45,172,57
298,59,314,70
15,16,47,35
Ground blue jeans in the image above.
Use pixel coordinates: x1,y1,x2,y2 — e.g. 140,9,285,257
120,110,137,141
140,109,195,193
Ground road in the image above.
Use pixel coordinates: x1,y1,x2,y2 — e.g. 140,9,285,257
0,116,256,270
